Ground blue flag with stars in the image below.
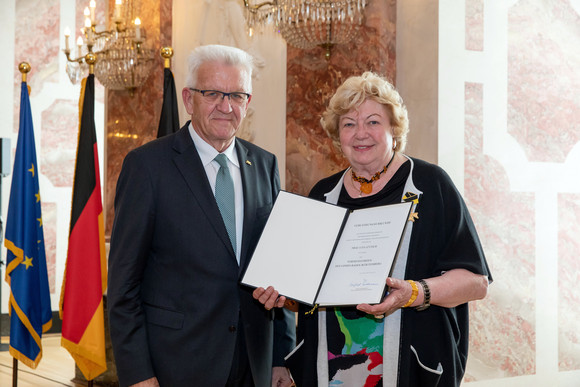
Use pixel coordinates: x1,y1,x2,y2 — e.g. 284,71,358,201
4,80,52,369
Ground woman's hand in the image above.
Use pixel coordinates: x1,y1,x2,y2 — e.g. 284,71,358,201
357,269,489,318
253,286,287,310
356,277,414,318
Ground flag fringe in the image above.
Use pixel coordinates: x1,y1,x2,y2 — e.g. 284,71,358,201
61,337,107,380
9,345,42,370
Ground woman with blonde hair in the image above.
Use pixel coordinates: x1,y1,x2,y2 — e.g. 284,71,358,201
255,71,492,386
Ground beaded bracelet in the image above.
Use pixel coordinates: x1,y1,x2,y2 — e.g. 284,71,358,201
415,279,431,311
402,280,418,308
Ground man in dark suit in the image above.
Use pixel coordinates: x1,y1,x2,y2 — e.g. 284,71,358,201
108,44,295,387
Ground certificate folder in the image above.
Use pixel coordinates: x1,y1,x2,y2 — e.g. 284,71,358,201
241,191,413,306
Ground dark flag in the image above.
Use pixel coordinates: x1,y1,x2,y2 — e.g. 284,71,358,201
4,79,52,368
157,67,179,137
59,74,107,380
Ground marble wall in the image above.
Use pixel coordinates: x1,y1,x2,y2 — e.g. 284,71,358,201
439,0,580,385
104,0,172,235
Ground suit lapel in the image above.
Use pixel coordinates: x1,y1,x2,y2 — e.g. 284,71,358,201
237,141,257,271
171,124,236,258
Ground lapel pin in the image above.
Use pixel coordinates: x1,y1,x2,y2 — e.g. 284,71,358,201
246,160,252,166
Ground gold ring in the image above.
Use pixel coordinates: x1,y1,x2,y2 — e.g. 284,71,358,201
375,314,385,319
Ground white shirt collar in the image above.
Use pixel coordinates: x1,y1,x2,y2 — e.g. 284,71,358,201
188,122,239,168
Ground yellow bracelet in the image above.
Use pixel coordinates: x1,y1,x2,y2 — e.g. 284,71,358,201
402,280,419,308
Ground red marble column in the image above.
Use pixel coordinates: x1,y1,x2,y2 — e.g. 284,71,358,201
105,0,173,236
285,0,397,196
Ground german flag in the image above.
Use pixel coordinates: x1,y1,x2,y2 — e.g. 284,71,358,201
59,74,107,381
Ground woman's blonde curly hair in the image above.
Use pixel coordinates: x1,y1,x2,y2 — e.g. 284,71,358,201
321,71,409,153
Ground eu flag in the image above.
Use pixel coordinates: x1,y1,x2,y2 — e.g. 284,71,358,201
4,80,52,369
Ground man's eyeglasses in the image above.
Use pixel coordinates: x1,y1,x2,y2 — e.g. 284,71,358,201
189,88,251,105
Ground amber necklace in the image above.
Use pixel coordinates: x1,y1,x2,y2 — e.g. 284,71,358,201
351,152,396,196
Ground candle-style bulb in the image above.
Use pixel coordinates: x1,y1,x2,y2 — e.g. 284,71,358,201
77,36,83,57
89,0,96,24
84,6,90,17
134,17,141,41
64,26,71,52
114,0,123,21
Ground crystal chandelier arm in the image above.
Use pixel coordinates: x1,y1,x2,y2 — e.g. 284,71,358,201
65,52,96,74
243,0,277,13
93,29,116,39
64,50,89,64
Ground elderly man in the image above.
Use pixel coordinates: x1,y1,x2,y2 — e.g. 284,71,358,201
108,44,295,387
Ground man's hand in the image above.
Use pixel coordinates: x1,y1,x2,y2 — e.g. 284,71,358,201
253,286,286,310
272,366,294,387
129,377,160,387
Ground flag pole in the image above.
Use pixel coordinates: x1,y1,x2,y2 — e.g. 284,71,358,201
161,46,173,69
12,357,17,387
86,52,96,76
11,59,32,387
88,53,97,387
69,52,100,387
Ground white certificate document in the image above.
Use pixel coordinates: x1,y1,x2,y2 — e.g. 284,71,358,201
241,191,412,306
315,203,412,306
241,191,347,305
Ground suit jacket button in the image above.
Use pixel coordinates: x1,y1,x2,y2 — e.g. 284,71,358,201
228,325,236,332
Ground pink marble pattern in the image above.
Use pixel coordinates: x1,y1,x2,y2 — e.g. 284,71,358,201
464,83,536,380
40,99,79,187
285,0,396,196
12,0,60,134
461,0,580,379
558,193,580,371
41,203,57,292
507,0,580,163
507,0,580,372
465,0,484,51
14,0,61,92
14,0,61,294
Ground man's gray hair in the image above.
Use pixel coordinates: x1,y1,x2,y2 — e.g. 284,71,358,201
185,44,254,93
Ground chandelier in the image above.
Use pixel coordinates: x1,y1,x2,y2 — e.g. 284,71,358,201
242,0,368,59
62,0,155,94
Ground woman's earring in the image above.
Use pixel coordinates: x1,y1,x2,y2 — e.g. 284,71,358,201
392,139,397,150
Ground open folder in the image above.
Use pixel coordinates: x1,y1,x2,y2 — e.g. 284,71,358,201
241,191,413,306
